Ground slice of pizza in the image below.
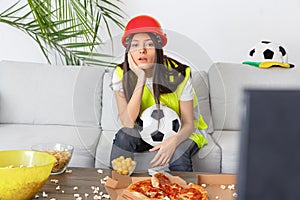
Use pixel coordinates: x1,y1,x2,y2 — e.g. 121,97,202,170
178,183,208,200
127,179,169,199
151,173,183,199
151,172,171,188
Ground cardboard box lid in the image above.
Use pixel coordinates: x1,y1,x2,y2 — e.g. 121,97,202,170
198,174,237,200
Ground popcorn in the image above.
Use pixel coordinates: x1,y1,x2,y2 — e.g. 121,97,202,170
50,179,59,184
111,156,136,175
65,169,72,174
45,149,71,173
42,191,48,198
228,184,235,190
233,192,238,198
74,193,80,198
102,194,110,199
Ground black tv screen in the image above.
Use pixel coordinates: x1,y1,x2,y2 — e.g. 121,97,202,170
237,89,300,200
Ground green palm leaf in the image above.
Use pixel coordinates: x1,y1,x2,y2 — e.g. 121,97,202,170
0,0,125,67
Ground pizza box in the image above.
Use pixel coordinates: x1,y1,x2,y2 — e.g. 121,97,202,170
197,174,237,200
105,170,187,200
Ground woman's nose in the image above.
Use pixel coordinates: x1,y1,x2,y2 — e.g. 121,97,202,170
139,47,146,54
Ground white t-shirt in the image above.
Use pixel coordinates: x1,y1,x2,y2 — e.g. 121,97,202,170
111,69,194,101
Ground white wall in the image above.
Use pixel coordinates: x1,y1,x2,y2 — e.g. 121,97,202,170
1,0,300,70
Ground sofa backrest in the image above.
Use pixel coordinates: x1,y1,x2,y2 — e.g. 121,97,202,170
208,62,300,131
101,68,214,133
101,68,121,131
191,70,213,133
0,60,105,127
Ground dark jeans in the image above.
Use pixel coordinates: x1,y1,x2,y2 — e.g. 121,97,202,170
110,127,199,172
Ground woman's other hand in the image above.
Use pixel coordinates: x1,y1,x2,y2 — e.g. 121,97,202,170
149,136,179,167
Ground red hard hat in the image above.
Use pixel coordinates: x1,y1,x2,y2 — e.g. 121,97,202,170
122,15,167,47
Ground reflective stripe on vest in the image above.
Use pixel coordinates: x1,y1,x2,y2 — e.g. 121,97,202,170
115,60,208,148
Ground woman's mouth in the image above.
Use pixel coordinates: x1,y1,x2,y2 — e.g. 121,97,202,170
138,57,147,62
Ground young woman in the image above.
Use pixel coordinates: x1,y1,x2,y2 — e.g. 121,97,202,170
110,15,208,171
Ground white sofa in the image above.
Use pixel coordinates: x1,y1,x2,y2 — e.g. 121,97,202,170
1,60,299,173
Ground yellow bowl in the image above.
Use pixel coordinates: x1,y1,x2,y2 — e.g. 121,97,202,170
0,150,56,200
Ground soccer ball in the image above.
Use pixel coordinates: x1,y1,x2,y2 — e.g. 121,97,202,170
248,41,288,63
139,104,181,146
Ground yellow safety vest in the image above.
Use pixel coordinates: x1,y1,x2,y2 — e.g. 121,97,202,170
115,59,208,148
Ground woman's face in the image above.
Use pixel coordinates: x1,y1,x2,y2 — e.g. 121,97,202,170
128,33,156,71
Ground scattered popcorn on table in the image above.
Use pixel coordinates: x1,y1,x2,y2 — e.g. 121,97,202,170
73,186,78,191
42,191,48,198
84,193,89,197
93,189,99,194
233,192,238,197
91,186,100,194
93,195,101,200
102,194,110,199
50,179,59,184
220,184,226,189
97,169,103,174
228,184,235,190
100,179,106,184
65,169,72,174
50,198,56,200
74,193,80,198
100,176,109,184
55,185,60,191
201,183,207,188
34,194,39,199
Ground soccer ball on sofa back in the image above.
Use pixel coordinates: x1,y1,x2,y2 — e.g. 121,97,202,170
138,104,181,147
248,40,288,63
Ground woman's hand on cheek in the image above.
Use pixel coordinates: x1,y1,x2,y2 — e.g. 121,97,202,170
128,52,145,78
149,137,177,167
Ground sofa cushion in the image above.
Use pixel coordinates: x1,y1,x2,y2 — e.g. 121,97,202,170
0,124,101,167
192,134,221,173
0,60,105,127
209,62,300,130
95,130,115,169
212,130,240,174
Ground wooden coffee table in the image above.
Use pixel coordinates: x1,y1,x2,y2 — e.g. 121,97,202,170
34,167,199,199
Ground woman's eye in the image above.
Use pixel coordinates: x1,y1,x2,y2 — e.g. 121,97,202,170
145,42,154,48
131,43,139,48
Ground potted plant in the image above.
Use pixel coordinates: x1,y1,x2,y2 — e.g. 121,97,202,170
0,0,125,67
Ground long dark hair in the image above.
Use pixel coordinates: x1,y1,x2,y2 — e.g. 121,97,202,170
119,32,189,104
